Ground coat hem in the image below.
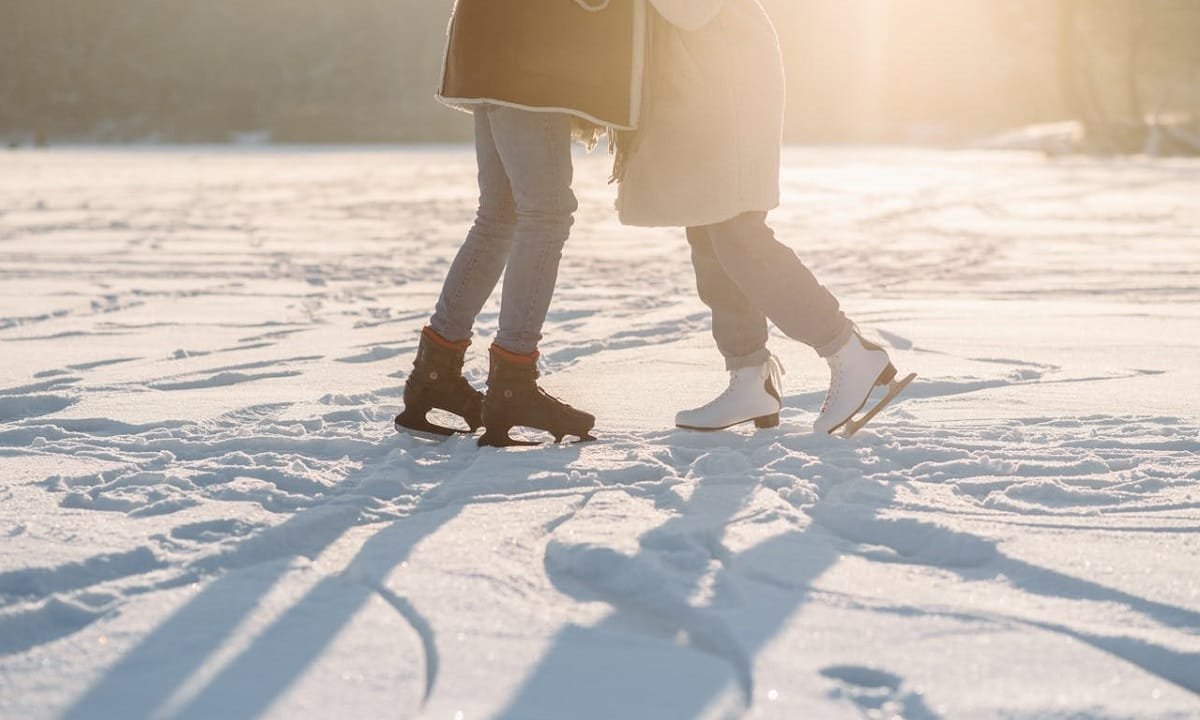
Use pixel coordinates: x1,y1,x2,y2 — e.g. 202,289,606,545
435,0,646,132
617,199,781,229
436,95,637,132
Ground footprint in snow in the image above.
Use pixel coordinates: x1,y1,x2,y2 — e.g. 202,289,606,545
149,370,302,391
0,394,77,423
336,346,405,364
821,665,940,720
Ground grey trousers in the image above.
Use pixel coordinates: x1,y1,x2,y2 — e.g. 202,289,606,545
687,212,853,370
430,105,577,355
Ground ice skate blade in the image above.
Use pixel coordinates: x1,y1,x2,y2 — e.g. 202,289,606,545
553,432,598,443
478,433,541,448
394,411,469,439
837,372,917,438
479,426,597,448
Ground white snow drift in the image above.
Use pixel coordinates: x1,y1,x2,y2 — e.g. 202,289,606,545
0,146,1198,719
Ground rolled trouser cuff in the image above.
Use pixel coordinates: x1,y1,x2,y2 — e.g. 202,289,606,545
724,346,773,371
427,317,472,346
814,319,855,359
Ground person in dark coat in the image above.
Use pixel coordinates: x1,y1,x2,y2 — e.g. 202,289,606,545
395,0,648,447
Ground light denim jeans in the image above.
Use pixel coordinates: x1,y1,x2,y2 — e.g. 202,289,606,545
430,105,578,355
687,212,853,370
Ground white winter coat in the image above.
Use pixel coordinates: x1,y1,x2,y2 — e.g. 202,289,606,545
616,0,785,228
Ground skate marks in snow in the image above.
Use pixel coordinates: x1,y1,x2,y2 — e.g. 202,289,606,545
0,290,147,339
335,343,406,364
775,149,1200,302
538,309,714,371
788,329,1166,419
6,385,408,519
141,354,324,392
891,365,1168,406
0,393,78,422
0,365,86,423
873,417,1200,516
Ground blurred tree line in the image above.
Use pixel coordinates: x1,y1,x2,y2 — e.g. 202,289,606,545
1056,0,1200,153
1,0,1197,149
0,0,458,143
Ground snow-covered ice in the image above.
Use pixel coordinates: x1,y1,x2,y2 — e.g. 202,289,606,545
1,146,1198,719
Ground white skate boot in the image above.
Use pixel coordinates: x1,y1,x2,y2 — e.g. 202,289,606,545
814,332,916,437
676,356,784,431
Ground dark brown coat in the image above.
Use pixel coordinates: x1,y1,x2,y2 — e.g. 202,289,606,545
438,0,647,129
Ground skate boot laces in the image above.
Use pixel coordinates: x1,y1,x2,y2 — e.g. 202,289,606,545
820,355,844,415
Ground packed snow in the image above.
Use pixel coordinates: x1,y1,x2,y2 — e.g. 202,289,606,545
0,146,1198,719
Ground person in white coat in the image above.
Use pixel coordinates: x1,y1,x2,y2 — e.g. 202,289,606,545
617,0,914,436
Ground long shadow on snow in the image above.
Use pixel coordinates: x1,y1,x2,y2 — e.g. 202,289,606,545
163,443,586,720
63,435,576,720
60,500,367,720
500,439,1200,717
163,505,457,719
812,499,1200,696
811,502,1200,630
496,464,942,720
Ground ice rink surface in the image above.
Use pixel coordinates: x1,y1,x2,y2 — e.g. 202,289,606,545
1,146,1198,719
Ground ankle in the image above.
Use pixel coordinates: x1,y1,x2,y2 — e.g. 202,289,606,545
489,343,538,365
423,326,470,352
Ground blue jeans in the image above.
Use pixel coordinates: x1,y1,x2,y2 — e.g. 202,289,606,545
430,105,578,355
687,212,853,370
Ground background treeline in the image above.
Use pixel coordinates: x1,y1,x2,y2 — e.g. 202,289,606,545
1,0,1198,146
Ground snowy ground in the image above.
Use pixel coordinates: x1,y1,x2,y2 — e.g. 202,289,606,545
0,146,1198,720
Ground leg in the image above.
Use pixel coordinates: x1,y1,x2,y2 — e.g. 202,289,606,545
705,212,853,357
701,213,913,434
674,226,781,432
400,107,509,437
686,226,771,371
487,107,578,355
471,108,593,446
429,106,518,343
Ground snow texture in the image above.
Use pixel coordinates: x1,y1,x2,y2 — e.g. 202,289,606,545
0,146,1198,719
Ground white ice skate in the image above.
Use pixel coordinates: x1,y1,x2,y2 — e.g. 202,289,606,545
676,356,784,431
814,332,916,437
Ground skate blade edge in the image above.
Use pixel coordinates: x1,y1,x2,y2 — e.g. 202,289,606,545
394,411,471,439
478,426,597,448
839,372,917,438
